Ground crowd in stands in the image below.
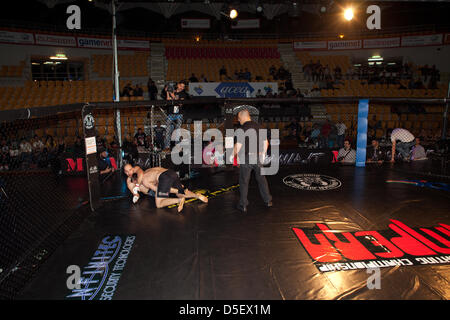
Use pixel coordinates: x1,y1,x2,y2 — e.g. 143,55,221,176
0,134,75,172
303,59,442,92
278,115,443,164
121,83,144,98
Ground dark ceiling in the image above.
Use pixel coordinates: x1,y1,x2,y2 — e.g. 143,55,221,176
0,1,449,37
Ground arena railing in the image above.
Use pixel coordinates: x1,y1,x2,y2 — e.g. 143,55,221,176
0,94,448,299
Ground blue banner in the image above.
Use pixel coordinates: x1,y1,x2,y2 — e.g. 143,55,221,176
356,99,369,167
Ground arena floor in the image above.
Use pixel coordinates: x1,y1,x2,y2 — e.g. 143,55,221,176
18,163,450,300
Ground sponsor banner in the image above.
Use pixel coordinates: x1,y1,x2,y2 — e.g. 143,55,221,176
64,156,117,174
293,41,327,50
401,34,443,47
363,37,400,49
66,235,136,300
181,19,210,29
270,149,336,166
118,39,150,50
77,36,112,49
231,19,260,29
328,39,362,50
35,33,77,47
189,82,278,98
0,30,34,44
293,220,450,273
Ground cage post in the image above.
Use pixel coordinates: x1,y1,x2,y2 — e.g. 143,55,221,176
356,99,369,167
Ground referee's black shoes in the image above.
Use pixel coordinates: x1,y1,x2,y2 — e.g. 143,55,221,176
236,204,247,213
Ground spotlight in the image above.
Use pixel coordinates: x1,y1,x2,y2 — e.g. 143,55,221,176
339,34,344,39
320,6,326,13
344,8,354,21
256,6,263,13
229,9,238,19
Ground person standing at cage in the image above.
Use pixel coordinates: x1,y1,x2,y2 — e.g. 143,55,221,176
232,109,272,213
165,81,188,150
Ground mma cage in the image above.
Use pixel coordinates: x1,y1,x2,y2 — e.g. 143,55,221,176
0,94,449,299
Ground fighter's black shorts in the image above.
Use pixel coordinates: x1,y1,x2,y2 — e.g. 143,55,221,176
156,169,185,198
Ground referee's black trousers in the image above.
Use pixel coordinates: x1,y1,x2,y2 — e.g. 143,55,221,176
239,164,272,208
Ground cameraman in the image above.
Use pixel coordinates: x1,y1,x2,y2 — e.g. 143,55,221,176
165,81,189,101
164,81,189,150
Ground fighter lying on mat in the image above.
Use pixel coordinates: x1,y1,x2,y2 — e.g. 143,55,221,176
123,164,208,212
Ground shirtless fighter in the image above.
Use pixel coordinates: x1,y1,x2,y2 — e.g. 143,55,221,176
123,164,208,212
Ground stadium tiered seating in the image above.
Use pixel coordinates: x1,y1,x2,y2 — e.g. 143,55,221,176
91,51,150,78
164,40,283,83
295,52,351,75
0,80,145,110
0,61,26,77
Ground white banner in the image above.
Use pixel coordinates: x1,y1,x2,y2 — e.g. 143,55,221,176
181,19,210,29
189,82,278,98
0,30,34,44
231,19,260,29
77,36,112,49
118,39,150,50
35,33,76,47
293,41,327,50
328,39,362,50
363,37,400,49
401,34,443,47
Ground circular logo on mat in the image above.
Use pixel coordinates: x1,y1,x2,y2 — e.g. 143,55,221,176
83,114,95,130
283,174,341,191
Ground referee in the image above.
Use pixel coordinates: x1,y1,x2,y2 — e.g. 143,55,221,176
233,109,272,213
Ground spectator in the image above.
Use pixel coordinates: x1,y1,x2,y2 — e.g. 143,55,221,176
309,123,321,146
144,135,153,150
97,146,115,176
219,66,228,81
32,135,45,165
19,138,33,166
388,128,415,162
123,137,139,165
189,73,199,83
410,137,427,161
147,78,158,100
73,136,84,157
269,65,277,77
366,139,386,164
134,128,146,147
243,68,251,81
337,139,356,164
200,74,208,82
0,138,10,171
121,83,133,97
320,119,332,148
9,141,20,169
284,118,302,145
335,121,347,148
238,69,245,80
233,70,239,80
165,81,188,150
153,121,166,150
134,84,143,97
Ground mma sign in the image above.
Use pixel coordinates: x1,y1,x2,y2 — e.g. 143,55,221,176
293,220,450,273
